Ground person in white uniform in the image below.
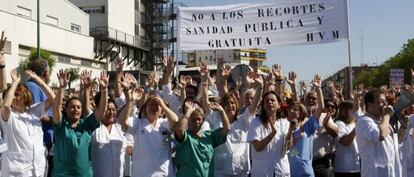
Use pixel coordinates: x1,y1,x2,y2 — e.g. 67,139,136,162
119,81,179,177
247,91,291,177
401,104,414,177
201,69,263,177
355,89,402,177
0,69,55,177
91,98,127,177
334,101,361,177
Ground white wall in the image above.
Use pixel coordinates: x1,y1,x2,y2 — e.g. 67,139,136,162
0,0,98,83
68,0,108,28
107,0,134,36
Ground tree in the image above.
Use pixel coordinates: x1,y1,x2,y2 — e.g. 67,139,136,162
65,67,80,91
354,39,414,87
19,49,56,72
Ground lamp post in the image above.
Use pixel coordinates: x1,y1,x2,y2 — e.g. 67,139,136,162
37,0,40,59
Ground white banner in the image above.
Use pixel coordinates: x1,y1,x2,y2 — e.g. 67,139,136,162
178,0,349,51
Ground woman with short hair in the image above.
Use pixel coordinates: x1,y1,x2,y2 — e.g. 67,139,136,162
1,69,55,177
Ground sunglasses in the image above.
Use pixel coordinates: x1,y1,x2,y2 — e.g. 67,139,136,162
326,104,336,109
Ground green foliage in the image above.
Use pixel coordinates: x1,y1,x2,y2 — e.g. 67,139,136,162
354,39,414,87
19,49,56,71
65,67,80,89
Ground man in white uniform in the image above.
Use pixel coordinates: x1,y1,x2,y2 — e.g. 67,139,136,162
356,89,402,177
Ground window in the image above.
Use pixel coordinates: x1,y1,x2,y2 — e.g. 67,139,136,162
81,60,92,67
81,6,105,14
58,55,71,63
17,6,31,18
71,24,81,33
46,15,58,26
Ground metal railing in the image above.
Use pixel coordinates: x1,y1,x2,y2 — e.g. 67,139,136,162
90,26,150,50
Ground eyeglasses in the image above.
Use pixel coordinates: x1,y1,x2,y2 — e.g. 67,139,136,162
326,104,336,109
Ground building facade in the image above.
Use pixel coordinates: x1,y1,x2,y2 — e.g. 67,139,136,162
0,0,103,86
322,65,379,98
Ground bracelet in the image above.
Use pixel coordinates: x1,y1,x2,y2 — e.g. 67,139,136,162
0,64,5,69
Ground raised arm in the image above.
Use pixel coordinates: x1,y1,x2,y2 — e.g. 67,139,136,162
175,102,195,142
286,71,298,102
118,74,142,131
299,80,307,101
248,72,263,114
155,96,178,130
209,102,230,136
80,70,93,116
312,74,324,119
177,75,187,106
52,69,69,126
160,56,174,86
1,69,20,122
114,58,124,98
0,31,7,91
272,64,285,103
95,71,109,122
379,106,393,141
218,64,231,96
200,62,211,113
26,70,56,111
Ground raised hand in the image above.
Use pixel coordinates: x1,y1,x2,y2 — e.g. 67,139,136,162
10,68,21,83
99,71,109,89
120,73,137,90
335,83,343,95
184,101,199,114
177,75,186,89
199,62,209,78
209,102,224,112
327,80,334,88
272,64,282,79
246,71,256,85
253,73,264,88
57,69,69,88
115,58,124,73
287,71,297,86
131,88,144,101
163,56,175,73
382,105,394,117
300,80,307,92
0,31,7,65
312,74,322,88
221,64,231,78
80,70,93,88
148,72,159,88
25,70,41,81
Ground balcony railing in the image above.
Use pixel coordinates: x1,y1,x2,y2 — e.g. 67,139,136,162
90,26,150,50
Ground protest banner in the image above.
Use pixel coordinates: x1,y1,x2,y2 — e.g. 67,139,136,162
178,0,349,51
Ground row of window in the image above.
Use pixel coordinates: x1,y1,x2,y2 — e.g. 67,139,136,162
80,6,105,14
16,6,82,33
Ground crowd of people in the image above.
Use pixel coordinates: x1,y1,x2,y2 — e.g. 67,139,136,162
0,30,414,177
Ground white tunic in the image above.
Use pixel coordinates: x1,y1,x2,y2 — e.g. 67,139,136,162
402,114,414,177
126,117,175,177
334,120,360,173
91,122,127,177
0,102,47,177
205,109,254,176
356,115,402,177
247,117,290,177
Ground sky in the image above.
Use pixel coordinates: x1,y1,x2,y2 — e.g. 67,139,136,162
180,0,414,83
